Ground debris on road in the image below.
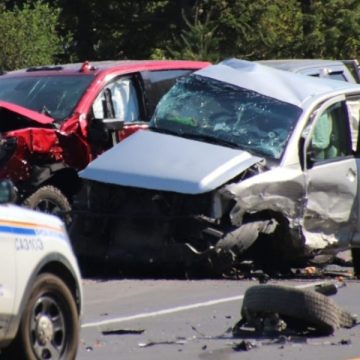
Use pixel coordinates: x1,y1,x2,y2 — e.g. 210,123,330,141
232,340,257,352
138,339,187,348
233,284,358,337
102,328,145,336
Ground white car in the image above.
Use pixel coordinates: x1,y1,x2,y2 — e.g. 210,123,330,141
75,58,360,274
0,180,82,360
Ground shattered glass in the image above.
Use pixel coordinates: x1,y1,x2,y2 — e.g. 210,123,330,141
151,75,302,160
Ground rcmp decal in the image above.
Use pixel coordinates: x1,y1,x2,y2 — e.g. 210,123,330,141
15,238,44,251
0,220,66,251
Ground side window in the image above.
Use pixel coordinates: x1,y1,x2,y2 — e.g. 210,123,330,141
327,72,347,82
92,77,140,121
308,102,352,163
141,70,193,120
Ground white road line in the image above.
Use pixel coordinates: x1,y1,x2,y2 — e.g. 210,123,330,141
81,281,326,329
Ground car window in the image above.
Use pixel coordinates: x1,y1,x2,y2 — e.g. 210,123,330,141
92,77,140,121
0,75,94,122
328,72,347,81
141,70,193,120
308,102,352,163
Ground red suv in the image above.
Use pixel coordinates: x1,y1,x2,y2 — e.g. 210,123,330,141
0,60,209,218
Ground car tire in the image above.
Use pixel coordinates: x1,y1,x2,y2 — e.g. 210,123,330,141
3,273,79,360
241,284,354,335
23,186,71,225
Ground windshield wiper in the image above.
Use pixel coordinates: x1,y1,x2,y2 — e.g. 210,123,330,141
149,125,181,136
41,105,52,116
180,132,239,148
150,126,240,149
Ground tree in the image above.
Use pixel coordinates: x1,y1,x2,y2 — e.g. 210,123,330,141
0,1,67,70
299,0,360,59
165,0,303,61
165,6,220,62
53,0,174,61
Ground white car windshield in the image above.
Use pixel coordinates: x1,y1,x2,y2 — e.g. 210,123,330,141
151,75,302,160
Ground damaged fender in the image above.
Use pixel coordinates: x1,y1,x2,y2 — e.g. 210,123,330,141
224,167,305,226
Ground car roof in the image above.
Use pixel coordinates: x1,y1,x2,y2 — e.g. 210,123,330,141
195,58,360,108
257,59,346,73
2,60,210,77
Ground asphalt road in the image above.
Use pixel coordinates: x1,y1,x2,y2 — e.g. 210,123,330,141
77,276,360,360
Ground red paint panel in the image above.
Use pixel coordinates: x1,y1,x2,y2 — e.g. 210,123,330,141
0,101,54,124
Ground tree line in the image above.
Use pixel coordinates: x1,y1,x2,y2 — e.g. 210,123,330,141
0,0,359,70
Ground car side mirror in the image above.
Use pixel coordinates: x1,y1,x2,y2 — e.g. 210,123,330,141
101,118,124,131
101,118,124,145
88,118,124,146
0,179,17,204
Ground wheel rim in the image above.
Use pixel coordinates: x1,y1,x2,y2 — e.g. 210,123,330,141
30,295,66,359
34,199,62,217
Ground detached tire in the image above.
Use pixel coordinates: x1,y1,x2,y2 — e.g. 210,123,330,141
23,186,71,225
4,273,80,360
241,285,347,335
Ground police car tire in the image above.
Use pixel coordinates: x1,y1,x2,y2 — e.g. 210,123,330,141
241,284,342,335
23,186,72,225
6,273,79,360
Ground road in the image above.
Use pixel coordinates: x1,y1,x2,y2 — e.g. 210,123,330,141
77,276,360,360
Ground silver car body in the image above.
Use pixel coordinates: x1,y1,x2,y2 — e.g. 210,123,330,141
81,59,360,256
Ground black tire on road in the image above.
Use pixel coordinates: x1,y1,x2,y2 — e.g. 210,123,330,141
241,285,348,335
3,273,80,360
23,185,71,225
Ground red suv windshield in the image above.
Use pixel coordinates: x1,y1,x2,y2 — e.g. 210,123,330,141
0,75,94,122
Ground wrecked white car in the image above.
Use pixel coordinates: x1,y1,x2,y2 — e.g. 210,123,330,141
71,59,360,274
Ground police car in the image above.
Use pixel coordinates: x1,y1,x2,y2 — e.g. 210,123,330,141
0,180,82,360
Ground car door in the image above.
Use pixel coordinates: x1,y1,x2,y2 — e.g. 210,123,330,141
89,74,146,148
302,96,358,248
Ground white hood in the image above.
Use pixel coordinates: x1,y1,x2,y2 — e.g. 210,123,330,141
80,130,262,194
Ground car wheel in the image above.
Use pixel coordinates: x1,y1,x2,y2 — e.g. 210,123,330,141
3,273,79,360
23,186,71,225
241,284,354,335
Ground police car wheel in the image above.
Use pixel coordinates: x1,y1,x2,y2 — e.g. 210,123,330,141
11,273,79,360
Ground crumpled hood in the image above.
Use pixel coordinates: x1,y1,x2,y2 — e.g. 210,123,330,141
0,100,54,124
80,130,262,194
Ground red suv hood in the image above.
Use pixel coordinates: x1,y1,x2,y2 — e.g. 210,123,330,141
0,100,54,124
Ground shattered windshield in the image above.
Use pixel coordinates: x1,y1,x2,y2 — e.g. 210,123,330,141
0,75,94,122
151,75,302,159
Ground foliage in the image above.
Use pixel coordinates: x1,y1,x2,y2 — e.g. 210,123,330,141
197,0,303,60
0,0,67,70
0,0,360,67
166,6,220,62
299,0,360,59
